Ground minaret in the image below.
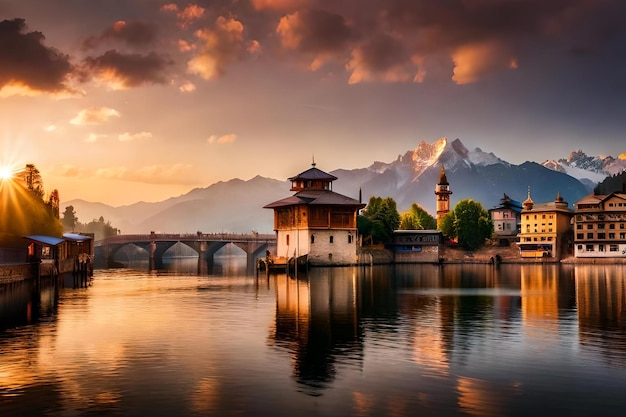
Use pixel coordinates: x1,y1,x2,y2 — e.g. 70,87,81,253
434,165,452,225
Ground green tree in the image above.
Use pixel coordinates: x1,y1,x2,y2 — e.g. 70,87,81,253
358,196,400,244
440,199,493,250
399,203,437,230
62,205,78,231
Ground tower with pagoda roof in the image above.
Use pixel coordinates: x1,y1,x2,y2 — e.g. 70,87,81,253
264,162,365,266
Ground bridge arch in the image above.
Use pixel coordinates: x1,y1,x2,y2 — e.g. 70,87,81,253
95,233,276,274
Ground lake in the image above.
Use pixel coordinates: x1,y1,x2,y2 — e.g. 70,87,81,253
1,258,626,416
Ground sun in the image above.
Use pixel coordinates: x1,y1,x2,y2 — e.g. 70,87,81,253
0,165,15,180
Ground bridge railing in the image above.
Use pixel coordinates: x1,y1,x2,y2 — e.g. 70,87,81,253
96,233,276,245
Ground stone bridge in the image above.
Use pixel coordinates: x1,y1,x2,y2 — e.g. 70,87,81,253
95,232,276,274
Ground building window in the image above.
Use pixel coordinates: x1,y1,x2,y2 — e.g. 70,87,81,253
286,234,290,245
621,224,625,229
610,244,619,252
598,224,605,229
311,235,315,244
598,233,606,239
542,214,546,219
586,244,594,251
599,244,605,252
577,233,584,239
587,224,593,229
577,224,583,230
610,224,616,229
609,233,615,239
577,244,583,250
348,235,353,244
621,233,626,239
587,233,594,239
329,235,334,244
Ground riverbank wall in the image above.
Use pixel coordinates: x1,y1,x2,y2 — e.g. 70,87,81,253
0,264,33,285
357,244,626,265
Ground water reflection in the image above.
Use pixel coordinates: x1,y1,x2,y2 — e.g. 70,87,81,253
2,264,626,416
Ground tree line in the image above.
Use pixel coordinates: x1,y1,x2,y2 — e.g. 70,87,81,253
358,196,493,251
61,206,119,241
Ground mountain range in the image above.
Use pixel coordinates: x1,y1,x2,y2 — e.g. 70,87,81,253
64,138,617,236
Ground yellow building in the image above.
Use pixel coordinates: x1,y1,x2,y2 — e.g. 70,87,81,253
573,192,626,258
517,190,573,259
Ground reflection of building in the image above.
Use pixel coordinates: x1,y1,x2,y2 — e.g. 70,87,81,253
434,166,452,226
489,194,522,246
264,163,365,266
573,193,626,258
575,266,626,362
271,269,363,392
390,230,443,263
517,189,573,259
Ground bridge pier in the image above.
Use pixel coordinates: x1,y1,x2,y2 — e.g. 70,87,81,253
96,233,277,274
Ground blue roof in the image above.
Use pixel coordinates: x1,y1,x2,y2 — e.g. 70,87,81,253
63,233,93,242
24,235,65,246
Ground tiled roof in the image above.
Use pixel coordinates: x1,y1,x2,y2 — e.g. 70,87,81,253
288,167,337,182
264,190,364,208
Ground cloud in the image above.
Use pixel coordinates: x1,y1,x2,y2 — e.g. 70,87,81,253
346,34,420,84
451,41,517,85
187,16,248,80
70,107,120,125
85,133,108,143
161,3,206,28
276,9,354,70
57,165,85,178
208,133,237,144
82,20,159,50
251,0,310,11
179,81,196,92
0,18,75,97
81,50,173,89
118,132,152,142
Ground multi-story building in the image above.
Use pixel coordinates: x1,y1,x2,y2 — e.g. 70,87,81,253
264,163,365,266
573,193,626,258
489,193,522,246
517,190,573,259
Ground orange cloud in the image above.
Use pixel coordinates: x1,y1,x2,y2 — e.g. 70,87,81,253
251,0,309,11
179,81,196,92
70,107,120,125
187,17,245,80
208,133,237,144
118,132,152,142
451,41,518,85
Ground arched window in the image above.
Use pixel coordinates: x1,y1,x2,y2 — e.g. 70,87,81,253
329,235,334,244
311,235,315,244
348,234,352,243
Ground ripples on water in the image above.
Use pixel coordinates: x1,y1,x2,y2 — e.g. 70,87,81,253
1,261,626,416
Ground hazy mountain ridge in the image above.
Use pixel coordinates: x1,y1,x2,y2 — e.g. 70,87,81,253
64,138,592,236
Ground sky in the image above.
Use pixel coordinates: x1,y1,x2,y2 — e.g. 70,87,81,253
1,0,625,207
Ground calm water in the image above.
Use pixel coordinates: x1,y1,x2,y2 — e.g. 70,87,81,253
2,259,626,416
